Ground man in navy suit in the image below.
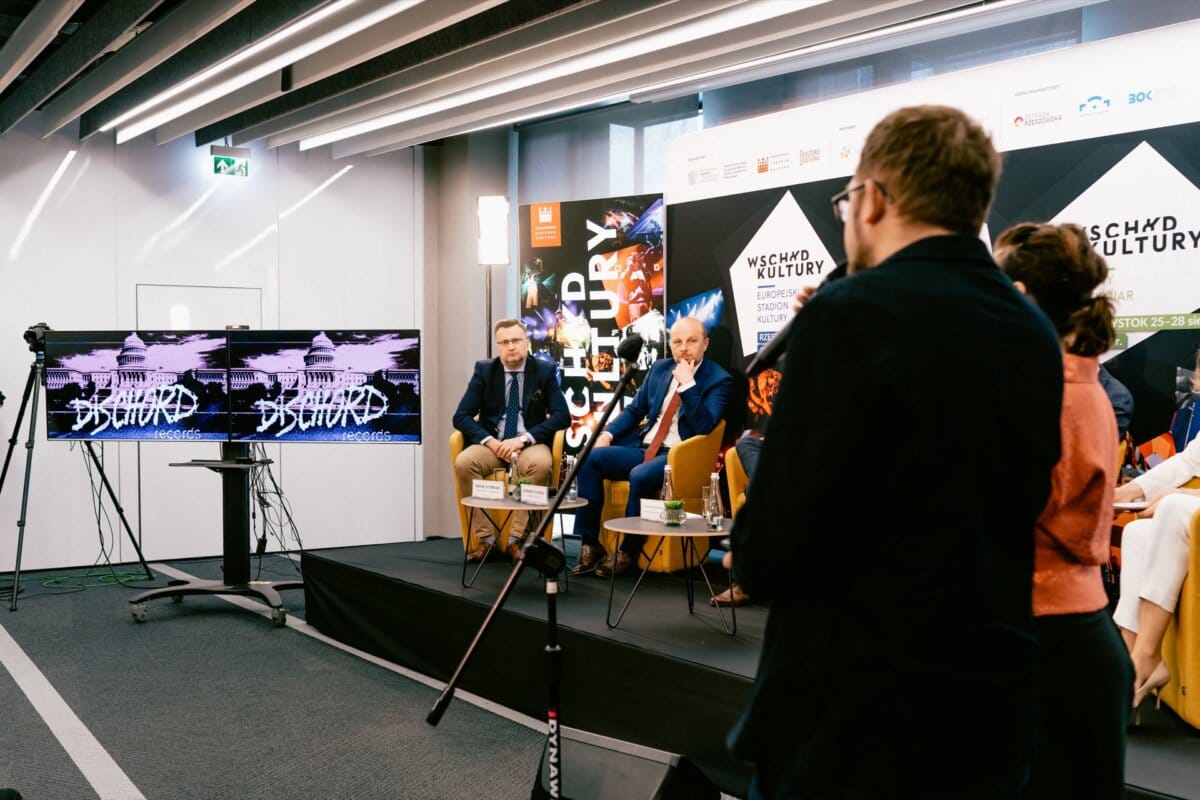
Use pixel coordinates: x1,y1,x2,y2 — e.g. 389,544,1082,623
453,318,569,562
572,316,732,577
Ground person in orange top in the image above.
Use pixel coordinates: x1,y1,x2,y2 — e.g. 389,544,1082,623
995,222,1131,799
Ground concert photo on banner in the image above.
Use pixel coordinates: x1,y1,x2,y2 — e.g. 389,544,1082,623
43,330,231,441
227,330,422,443
520,193,665,452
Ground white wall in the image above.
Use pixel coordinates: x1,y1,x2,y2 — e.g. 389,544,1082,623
0,112,423,572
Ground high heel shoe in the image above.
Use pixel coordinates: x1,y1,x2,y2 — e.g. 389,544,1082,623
1131,661,1170,725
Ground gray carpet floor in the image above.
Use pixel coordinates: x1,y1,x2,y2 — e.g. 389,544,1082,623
0,556,544,800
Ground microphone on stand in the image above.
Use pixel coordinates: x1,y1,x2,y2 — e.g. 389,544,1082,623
745,261,846,377
616,333,644,363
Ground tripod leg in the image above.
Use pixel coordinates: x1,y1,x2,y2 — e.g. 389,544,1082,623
0,363,36,500
10,365,41,612
83,443,154,581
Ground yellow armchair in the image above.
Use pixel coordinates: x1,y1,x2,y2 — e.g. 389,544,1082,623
448,429,565,551
600,420,725,573
725,444,749,518
1159,478,1200,730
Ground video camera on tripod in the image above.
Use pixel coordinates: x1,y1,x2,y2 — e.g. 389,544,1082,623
0,323,153,610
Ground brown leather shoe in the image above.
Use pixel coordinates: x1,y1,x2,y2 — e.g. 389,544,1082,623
571,543,606,575
505,540,523,562
466,542,496,563
711,584,751,607
595,551,637,578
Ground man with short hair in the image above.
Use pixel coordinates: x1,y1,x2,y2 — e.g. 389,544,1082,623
453,319,569,562
572,316,732,577
727,105,1064,798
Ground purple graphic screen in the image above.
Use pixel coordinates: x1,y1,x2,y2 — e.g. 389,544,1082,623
44,331,231,441
228,330,421,443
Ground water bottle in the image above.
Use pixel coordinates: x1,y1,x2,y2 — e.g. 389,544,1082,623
660,465,675,502
564,455,578,502
508,459,519,500
706,471,724,531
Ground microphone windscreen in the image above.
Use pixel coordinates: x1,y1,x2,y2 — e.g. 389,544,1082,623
617,334,644,362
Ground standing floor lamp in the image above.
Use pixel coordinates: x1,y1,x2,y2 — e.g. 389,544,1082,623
478,196,510,357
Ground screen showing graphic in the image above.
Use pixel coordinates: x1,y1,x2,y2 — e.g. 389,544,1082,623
44,330,231,441
227,330,421,443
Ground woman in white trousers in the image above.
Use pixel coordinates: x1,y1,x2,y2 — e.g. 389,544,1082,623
1113,433,1200,711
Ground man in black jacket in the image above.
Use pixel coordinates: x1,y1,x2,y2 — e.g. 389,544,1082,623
728,106,1063,799
453,318,569,562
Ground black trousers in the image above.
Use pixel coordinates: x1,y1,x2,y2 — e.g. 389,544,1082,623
1028,608,1132,800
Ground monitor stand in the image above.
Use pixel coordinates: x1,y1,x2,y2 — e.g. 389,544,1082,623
128,442,304,626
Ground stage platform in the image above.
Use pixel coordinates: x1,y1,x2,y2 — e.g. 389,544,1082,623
302,539,1200,799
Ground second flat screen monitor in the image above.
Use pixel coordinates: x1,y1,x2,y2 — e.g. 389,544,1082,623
228,330,421,443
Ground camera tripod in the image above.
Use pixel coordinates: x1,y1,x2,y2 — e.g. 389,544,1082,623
0,354,153,611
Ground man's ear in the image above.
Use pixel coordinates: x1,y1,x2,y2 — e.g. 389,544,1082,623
862,180,888,224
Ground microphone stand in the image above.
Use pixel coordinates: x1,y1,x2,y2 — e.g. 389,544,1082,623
428,349,643,800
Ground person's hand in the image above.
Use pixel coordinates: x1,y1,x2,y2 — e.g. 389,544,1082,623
1140,487,1200,518
1114,482,1145,503
791,285,817,313
673,358,696,387
722,551,732,569
495,436,526,461
594,430,613,448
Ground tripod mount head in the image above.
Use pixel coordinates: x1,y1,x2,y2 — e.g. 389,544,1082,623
23,323,51,354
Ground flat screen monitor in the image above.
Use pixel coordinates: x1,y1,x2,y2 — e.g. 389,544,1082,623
227,330,421,443
43,330,231,441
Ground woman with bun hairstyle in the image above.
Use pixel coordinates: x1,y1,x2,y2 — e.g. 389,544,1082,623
994,222,1131,799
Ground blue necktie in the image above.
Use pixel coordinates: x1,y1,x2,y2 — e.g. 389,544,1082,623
502,372,520,439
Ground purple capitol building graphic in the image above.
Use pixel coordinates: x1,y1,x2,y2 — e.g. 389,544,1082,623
44,331,229,439
230,331,419,394
230,330,421,441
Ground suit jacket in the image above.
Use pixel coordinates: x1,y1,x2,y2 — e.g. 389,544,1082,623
452,356,569,446
605,357,732,446
728,235,1064,787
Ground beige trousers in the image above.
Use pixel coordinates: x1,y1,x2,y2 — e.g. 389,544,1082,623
454,443,553,542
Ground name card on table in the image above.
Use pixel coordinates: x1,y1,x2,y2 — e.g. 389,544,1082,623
519,484,549,505
472,479,506,500
640,499,665,521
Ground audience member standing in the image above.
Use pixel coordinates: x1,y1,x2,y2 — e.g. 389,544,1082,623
726,105,1063,799
995,222,1131,799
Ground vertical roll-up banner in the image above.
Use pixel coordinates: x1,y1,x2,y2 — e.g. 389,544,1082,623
520,194,666,453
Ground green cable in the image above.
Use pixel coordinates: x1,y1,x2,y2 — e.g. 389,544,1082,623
40,569,156,591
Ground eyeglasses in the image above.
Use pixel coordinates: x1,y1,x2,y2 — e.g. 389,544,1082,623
496,337,527,348
830,180,890,224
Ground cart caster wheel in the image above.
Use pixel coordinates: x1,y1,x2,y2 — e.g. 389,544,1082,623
130,604,148,623
271,608,287,627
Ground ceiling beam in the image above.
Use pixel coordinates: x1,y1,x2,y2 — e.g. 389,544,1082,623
39,0,253,137
250,0,737,149
194,0,588,147
0,0,84,98
155,0,502,146
323,0,973,157
77,0,330,140
0,0,164,135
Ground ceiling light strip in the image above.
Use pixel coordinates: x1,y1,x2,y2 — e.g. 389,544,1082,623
300,0,828,150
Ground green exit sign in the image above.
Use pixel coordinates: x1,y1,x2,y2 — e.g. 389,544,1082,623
213,155,248,176
210,145,250,177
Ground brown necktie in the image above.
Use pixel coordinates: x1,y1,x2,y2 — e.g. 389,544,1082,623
643,388,681,462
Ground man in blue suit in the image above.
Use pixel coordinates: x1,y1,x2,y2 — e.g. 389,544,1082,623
572,316,732,577
453,318,569,562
